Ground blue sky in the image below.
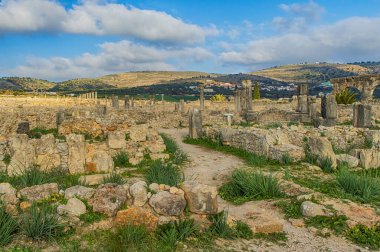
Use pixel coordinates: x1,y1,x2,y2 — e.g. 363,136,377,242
1,0,380,81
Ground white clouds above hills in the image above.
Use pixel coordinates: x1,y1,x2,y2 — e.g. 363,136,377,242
0,0,217,44
9,40,214,80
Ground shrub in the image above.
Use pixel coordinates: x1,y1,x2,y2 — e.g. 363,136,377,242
21,203,63,240
145,160,184,187
253,81,261,100
335,89,357,105
319,156,334,173
346,225,380,250
219,170,283,205
102,172,125,185
104,224,151,252
305,215,348,235
29,127,65,140
210,94,226,102
0,205,18,246
113,151,132,168
16,165,52,187
336,169,380,203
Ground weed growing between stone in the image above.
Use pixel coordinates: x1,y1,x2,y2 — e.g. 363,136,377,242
101,172,125,185
275,198,303,219
219,170,284,205
319,156,334,173
346,224,380,250
253,232,288,244
160,133,188,165
112,151,132,168
145,160,184,187
0,204,18,246
305,215,348,235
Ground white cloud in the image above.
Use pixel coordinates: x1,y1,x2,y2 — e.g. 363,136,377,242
0,0,218,44
9,40,213,80
220,17,380,66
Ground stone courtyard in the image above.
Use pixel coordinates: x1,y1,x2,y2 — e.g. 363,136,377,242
1,82,380,251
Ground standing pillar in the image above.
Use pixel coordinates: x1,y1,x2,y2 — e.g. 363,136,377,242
111,95,119,109
234,90,241,113
242,80,253,111
179,99,185,114
199,83,205,111
353,103,372,128
189,108,203,139
124,95,130,109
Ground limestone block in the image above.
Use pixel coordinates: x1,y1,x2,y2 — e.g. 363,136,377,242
67,134,86,174
149,191,186,216
269,144,305,162
129,181,148,207
19,183,59,201
336,154,359,168
107,131,126,149
115,207,158,231
180,181,218,214
57,198,86,217
130,126,147,142
64,185,95,200
90,184,127,217
8,134,36,175
308,136,337,168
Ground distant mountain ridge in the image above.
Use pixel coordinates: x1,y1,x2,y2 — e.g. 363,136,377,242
1,62,380,92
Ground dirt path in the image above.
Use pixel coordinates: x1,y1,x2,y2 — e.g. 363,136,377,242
160,128,364,252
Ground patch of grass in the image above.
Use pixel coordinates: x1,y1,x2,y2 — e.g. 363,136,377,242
364,138,373,149
21,203,63,240
287,121,299,127
0,204,18,246
234,220,253,239
113,151,132,168
156,219,198,250
281,153,293,165
304,143,318,165
207,211,235,239
145,160,184,187
184,137,275,168
264,122,282,129
102,172,125,184
79,200,107,225
275,198,303,219
160,133,188,165
319,156,334,173
2,153,11,166
346,224,380,250
305,215,348,235
336,169,380,203
29,127,65,140
13,165,52,187
219,170,283,205
125,133,130,141
356,168,380,178
235,121,255,127
103,224,152,252
253,232,288,244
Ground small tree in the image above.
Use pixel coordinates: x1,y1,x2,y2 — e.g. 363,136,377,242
336,89,357,104
253,81,261,100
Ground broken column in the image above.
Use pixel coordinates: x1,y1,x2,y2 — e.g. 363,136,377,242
179,99,185,114
308,96,318,120
124,95,130,109
297,84,309,113
199,83,205,111
56,109,66,126
111,95,119,109
96,104,107,116
189,108,202,139
353,103,372,128
242,80,254,120
234,90,241,113
321,94,337,126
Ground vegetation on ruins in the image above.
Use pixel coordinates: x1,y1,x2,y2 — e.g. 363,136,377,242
219,170,283,205
101,172,125,184
113,151,132,168
275,198,303,219
29,127,66,140
305,215,348,236
160,133,188,165
210,94,226,102
0,204,18,246
145,160,184,187
319,156,334,173
346,224,380,250
335,89,357,104
2,153,11,166
253,81,261,100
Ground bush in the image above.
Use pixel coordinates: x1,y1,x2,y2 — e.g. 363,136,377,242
21,203,63,240
253,81,261,100
113,151,132,168
145,160,184,187
346,225,380,250
210,94,226,102
336,169,380,203
335,89,357,105
219,170,283,205
319,156,334,173
0,205,18,246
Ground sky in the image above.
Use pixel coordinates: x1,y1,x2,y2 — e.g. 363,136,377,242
0,0,380,81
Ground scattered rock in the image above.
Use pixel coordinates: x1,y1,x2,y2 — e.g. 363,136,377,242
19,183,59,201
90,184,127,217
64,185,95,200
115,206,158,231
78,174,109,186
336,154,359,168
308,136,337,168
300,201,328,217
57,198,86,217
129,181,148,207
149,191,186,216
0,183,19,205
149,183,160,192
181,181,218,214
246,215,284,234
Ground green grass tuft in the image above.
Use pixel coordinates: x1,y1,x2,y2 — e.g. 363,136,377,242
219,170,283,205
160,133,188,165
113,151,132,168
275,198,303,219
145,160,184,187
2,153,11,166
104,224,151,252
0,204,18,246
305,215,348,235
319,156,334,173
102,172,125,185
346,224,380,250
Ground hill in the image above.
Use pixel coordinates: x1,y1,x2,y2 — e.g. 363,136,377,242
0,77,55,91
51,78,115,92
251,63,372,84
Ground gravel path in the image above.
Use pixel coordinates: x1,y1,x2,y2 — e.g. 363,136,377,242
160,128,365,252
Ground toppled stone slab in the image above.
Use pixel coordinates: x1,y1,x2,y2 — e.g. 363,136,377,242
308,136,337,168
115,207,158,231
107,131,126,149
90,184,127,217
19,183,59,201
57,198,86,217
181,181,218,214
246,215,284,234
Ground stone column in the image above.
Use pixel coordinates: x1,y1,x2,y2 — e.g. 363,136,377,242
56,109,66,126
320,94,337,126
234,90,241,113
240,88,246,112
124,95,130,109
97,104,107,116
95,92,98,103
161,94,164,102
224,113,233,127
199,83,205,111
242,80,253,111
111,95,119,109
179,99,185,114
353,103,372,128
189,108,202,139
131,97,135,108
308,96,318,119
